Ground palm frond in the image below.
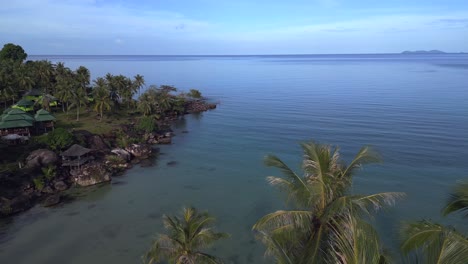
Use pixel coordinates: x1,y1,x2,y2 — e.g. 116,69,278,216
442,181,468,217
341,146,381,178
253,210,312,233
322,192,405,222
401,220,468,264
327,215,384,264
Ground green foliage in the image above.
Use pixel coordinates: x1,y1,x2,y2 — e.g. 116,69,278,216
38,128,74,151
105,155,125,164
188,89,202,99
443,181,468,217
144,207,229,264
401,181,468,263
253,141,403,263
115,130,141,148
41,165,57,181
32,176,45,190
136,116,157,133
0,43,27,62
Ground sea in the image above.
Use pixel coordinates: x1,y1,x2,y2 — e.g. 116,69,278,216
1,54,467,263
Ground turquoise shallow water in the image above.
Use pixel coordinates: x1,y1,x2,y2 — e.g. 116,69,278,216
1,54,468,263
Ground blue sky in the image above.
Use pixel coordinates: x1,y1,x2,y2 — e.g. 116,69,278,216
0,0,467,54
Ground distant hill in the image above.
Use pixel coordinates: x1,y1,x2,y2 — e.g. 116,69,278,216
401,50,446,54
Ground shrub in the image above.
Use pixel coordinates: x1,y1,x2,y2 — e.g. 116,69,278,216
38,128,74,151
137,116,157,133
42,165,56,181
32,176,45,190
188,89,202,99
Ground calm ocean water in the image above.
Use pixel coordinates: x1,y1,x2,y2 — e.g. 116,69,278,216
1,54,467,263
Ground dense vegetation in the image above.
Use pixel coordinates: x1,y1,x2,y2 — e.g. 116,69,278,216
0,43,202,125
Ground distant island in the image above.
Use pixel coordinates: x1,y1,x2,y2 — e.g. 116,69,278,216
401,50,446,54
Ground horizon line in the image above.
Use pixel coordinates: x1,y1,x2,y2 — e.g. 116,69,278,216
28,52,467,57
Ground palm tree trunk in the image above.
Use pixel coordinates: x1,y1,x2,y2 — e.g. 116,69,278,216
76,103,80,121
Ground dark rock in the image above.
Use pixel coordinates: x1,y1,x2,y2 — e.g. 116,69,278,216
125,144,152,158
54,181,68,191
158,137,172,144
186,100,217,113
42,186,55,194
181,130,189,133
25,149,58,169
0,197,13,216
88,135,109,151
42,194,60,207
70,162,111,187
2,195,34,216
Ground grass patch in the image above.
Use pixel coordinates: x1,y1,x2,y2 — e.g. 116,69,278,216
54,108,136,135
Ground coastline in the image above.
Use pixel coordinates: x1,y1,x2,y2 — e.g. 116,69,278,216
0,100,217,218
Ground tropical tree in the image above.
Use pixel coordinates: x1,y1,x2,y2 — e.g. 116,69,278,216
134,74,145,97
68,83,88,121
35,60,54,93
55,69,75,113
137,93,153,116
253,141,404,264
93,78,112,120
16,65,35,92
401,181,468,264
0,43,27,62
144,207,229,264
443,181,468,217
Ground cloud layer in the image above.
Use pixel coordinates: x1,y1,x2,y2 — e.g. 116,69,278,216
1,0,467,54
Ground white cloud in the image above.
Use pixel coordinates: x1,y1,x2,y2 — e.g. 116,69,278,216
0,0,213,39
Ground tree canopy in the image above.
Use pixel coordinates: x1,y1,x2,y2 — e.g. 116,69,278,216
0,43,27,62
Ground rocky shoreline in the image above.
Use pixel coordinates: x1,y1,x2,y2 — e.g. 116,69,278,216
0,100,217,218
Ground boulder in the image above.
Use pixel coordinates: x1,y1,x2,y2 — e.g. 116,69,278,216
125,144,152,158
42,186,55,194
1,195,33,216
70,162,111,187
54,181,68,191
111,148,131,161
158,137,172,144
25,149,58,169
88,135,109,151
42,194,60,207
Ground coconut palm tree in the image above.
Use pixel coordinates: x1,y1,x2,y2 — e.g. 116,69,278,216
401,181,468,264
253,141,404,264
144,207,229,264
93,78,112,120
35,60,54,93
443,181,468,217
138,93,153,116
68,84,88,121
55,69,75,113
134,74,145,98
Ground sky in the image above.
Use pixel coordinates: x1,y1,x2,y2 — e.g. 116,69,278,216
0,0,468,55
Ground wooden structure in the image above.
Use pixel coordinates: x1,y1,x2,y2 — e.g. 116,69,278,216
34,109,56,132
0,109,33,136
61,144,92,169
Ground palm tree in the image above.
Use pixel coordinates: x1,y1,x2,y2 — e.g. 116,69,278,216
93,78,111,120
144,207,229,264
68,84,88,121
134,74,145,97
443,181,468,217
401,181,468,264
16,65,34,93
138,93,154,116
253,141,404,264
35,60,54,93
55,69,75,113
